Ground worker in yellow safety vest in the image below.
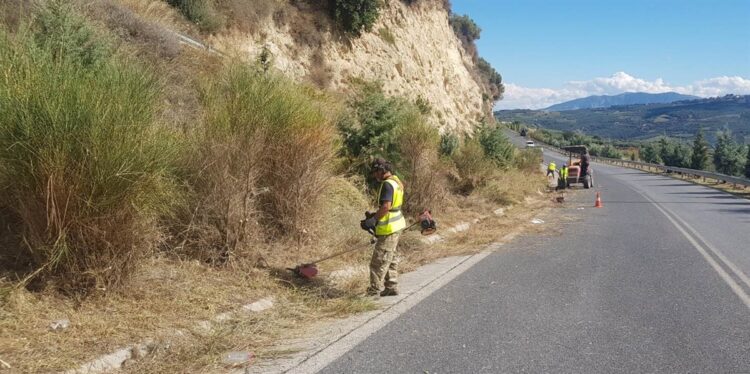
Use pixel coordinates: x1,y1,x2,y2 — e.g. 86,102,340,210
557,163,569,190
361,158,406,297
547,161,557,177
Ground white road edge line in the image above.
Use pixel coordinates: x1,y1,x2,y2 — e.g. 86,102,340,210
666,207,750,291
633,187,750,310
285,250,493,374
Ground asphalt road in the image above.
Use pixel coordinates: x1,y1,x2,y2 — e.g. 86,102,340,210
319,133,750,373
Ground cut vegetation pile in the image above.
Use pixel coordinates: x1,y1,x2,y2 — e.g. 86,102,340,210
0,1,548,372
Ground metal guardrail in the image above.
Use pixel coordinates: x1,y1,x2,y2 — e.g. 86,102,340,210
592,156,750,187
515,131,750,188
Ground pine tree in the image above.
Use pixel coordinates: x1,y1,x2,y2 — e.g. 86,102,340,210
641,143,662,164
690,128,709,170
713,130,742,176
745,145,750,179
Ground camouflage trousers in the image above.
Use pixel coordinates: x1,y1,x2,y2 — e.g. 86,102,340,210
368,232,401,293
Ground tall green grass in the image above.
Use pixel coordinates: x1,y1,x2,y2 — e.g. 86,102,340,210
0,20,179,292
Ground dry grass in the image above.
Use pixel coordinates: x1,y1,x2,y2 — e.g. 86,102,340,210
307,49,332,88
479,168,547,206
113,0,188,31
91,0,181,60
0,170,553,373
215,0,278,34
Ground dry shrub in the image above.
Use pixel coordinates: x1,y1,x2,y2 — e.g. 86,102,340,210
176,62,338,262
92,0,181,59
167,0,224,33
397,110,447,214
514,148,543,172
0,25,179,293
0,0,33,31
114,0,184,28
478,169,545,206
308,48,332,88
449,138,495,194
215,0,277,34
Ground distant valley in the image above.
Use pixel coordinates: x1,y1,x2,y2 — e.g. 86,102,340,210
496,94,750,142
545,92,699,111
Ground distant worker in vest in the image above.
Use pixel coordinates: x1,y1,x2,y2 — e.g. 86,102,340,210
547,161,557,177
557,163,569,190
361,158,406,297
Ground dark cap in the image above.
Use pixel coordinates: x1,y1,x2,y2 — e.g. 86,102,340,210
370,158,391,173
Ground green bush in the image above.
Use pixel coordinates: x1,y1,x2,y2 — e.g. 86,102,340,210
477,57,504,101
478,122,515,167
167,0,224,33
330,0,382,36
338,82,412,174
337,82,444,213
0,23,179,292
449,14,481,43
34,0,112,68
440,133,459,157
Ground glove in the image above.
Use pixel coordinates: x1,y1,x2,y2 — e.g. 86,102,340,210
364,216,377,230
364,211,375,219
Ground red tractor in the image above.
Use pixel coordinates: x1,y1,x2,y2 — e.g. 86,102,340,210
562,145,593,189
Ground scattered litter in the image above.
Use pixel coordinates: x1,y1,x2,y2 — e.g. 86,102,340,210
493,208,505,216
222,351,254,366
0,358,11,369
577,207,585,210
531,218,544,224
49,319,70,331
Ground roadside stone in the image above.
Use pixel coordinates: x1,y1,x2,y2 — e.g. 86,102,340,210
447,222,470,234
241,297,275,313
222,351,254,366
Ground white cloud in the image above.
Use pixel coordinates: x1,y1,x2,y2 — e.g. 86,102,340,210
496,72,750,110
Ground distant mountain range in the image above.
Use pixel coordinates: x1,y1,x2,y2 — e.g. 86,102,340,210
496,95,750,142
545,92,699,111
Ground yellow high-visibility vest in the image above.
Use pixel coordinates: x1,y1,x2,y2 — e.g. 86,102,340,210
561,167,568,179
548,162,556,171
375,175,406,236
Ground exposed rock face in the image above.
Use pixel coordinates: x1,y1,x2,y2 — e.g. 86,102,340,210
212,1,487,134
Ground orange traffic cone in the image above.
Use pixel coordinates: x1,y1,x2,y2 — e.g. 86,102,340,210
594,192,603,208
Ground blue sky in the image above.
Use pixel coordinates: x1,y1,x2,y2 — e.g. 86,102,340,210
451,0,750,109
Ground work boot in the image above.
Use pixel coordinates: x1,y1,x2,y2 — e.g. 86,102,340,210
380,288,399,297
365,288,380,297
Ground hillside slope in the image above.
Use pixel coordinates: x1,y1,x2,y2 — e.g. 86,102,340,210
210,1,487,133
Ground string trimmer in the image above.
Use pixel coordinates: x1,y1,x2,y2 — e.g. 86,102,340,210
287,209,437,279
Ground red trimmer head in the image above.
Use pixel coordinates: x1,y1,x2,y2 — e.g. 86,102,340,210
288,263,318,279
418,209,437,236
